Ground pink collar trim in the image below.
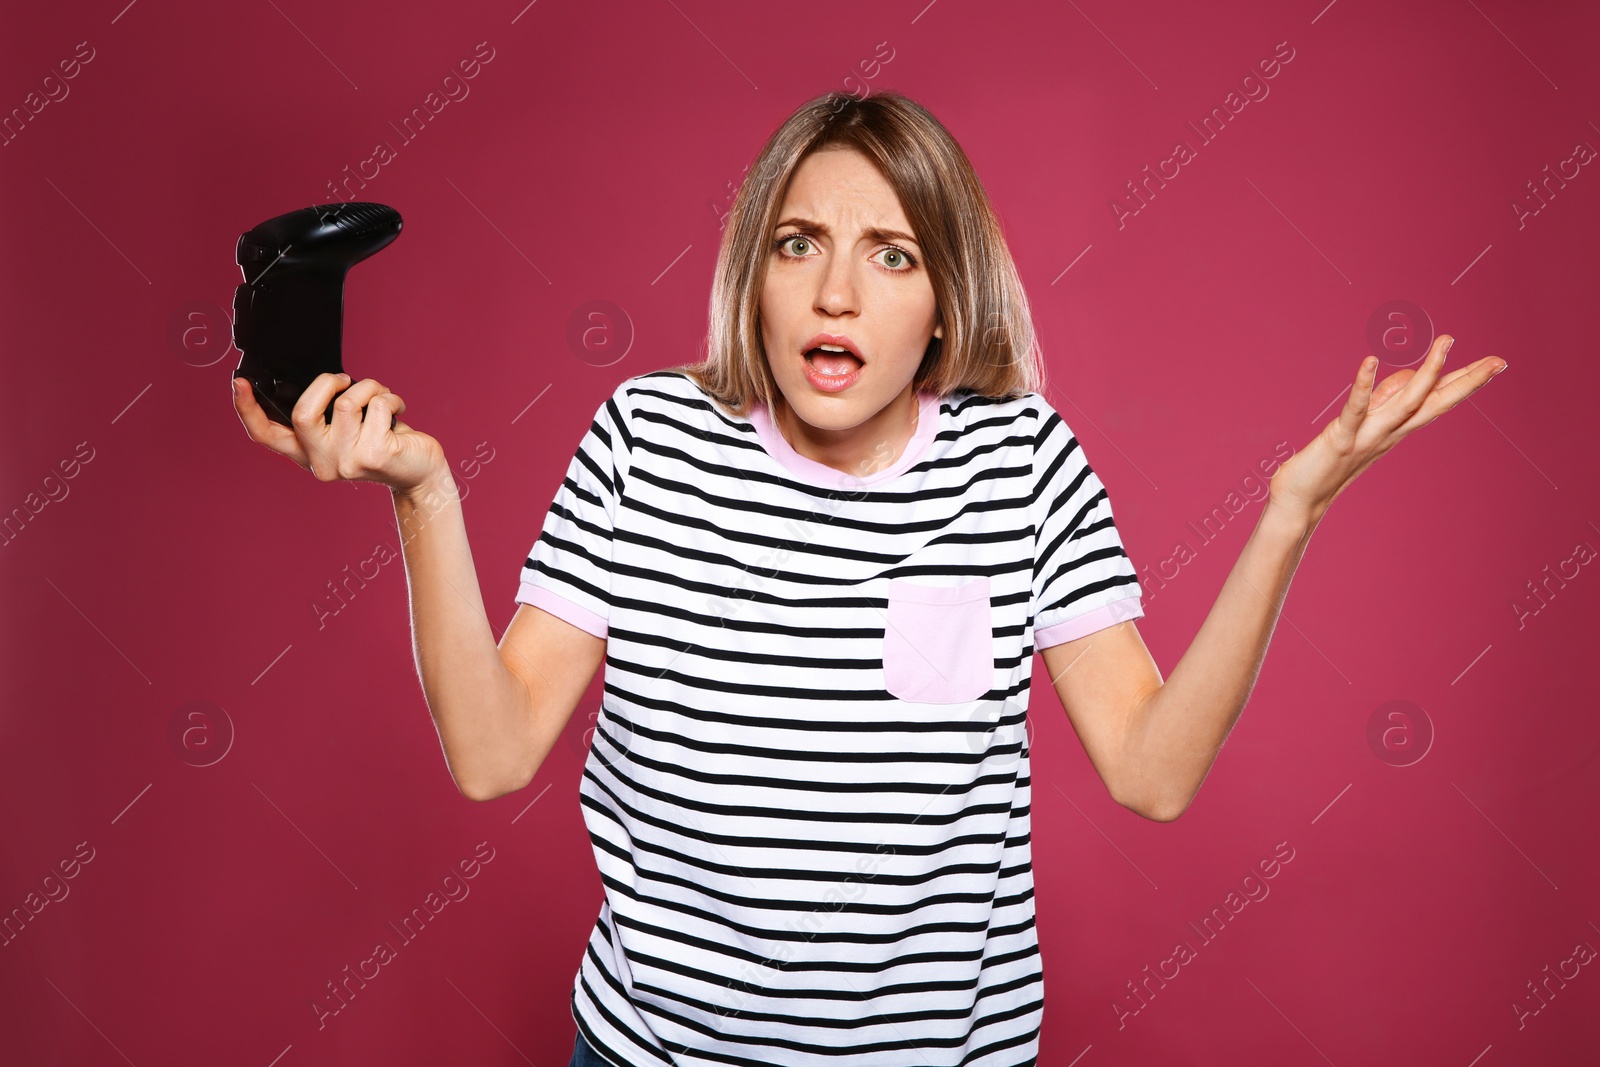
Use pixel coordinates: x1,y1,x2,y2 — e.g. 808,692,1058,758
750,391,940,490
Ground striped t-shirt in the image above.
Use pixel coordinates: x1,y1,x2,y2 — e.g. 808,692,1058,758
517,369,1144,1066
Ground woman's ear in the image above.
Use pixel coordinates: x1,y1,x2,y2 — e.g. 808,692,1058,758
933,318,944,341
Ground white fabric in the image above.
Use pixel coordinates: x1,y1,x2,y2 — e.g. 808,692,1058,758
517,370,1144,1066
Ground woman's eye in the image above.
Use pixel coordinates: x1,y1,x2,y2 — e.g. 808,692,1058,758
773,235,917,271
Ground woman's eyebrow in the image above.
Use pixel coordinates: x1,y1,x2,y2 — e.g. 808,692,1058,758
773,216,920,247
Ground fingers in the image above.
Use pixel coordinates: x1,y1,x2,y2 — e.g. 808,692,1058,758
1360,334,1451,437
293,373,349,432
292,372,350,429
232,377,267,432
1388,334,1453,419
234,372,417,484
355,390,405,453
288,373,354,480
1367,369,1415,411
1343,355,1379,426
327,377,393,454
233,377,310,469
1392,355,1504,435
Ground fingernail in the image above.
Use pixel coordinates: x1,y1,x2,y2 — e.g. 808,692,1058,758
1492,361,1507,376
1444,337,1455,354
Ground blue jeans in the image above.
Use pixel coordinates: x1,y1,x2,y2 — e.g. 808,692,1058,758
568,1030,616,1067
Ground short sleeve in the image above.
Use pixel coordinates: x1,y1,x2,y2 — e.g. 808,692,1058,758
514,384,633,639
1030,401,1144,650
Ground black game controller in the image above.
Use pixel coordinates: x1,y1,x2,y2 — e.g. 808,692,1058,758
231,202,403,428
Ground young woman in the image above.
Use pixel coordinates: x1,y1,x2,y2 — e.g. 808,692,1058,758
232,90,1505,1067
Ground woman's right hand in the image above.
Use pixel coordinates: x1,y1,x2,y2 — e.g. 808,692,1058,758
232,372,445,492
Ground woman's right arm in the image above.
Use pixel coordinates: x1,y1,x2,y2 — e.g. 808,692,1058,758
232,371,602,801
391,467,605,801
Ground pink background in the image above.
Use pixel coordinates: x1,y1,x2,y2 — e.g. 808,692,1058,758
3,0,1596,1063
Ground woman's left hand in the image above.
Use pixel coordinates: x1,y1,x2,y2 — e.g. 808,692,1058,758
1269,334,1507,525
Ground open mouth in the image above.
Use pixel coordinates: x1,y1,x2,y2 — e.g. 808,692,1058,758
803,344,864,377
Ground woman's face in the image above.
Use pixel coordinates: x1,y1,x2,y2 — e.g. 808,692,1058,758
759,145,942,440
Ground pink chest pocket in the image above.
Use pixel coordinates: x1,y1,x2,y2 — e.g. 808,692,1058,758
882,576,994,704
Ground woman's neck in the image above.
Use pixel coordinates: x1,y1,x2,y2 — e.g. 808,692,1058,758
774,385,919,479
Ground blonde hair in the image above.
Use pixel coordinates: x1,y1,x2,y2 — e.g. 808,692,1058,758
667,89,1048,417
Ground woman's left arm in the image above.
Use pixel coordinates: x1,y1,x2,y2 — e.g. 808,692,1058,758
1051,334,1506,821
